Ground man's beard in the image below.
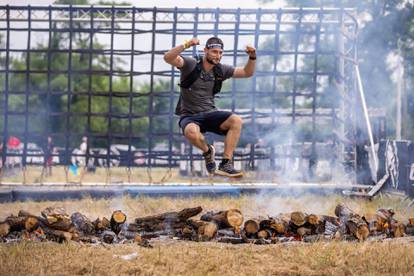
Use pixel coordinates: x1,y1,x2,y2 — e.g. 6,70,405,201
206,54,220,65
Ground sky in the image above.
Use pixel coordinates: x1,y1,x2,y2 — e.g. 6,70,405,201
4,0,286,9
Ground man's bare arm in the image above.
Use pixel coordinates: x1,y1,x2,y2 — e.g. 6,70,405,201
233,45,256,78
163,37,200,68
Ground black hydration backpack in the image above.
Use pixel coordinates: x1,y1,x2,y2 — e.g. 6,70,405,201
175,56,224,115
179,56,224,95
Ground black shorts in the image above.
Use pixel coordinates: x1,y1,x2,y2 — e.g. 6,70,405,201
179,111,233,136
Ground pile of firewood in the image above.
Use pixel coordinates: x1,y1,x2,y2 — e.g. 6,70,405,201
0,203,413,245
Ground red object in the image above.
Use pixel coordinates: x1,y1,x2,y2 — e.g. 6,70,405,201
7,136,21,148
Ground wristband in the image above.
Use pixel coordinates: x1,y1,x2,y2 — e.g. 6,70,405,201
249,56,256,60
183,40,190,49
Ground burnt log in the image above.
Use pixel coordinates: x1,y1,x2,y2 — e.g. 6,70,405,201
133,207,202,232
406,225,414,235
101,230,117,244
42,226,73,242
71,212,95,235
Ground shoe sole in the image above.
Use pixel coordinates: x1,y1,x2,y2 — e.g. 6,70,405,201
215,170,244,178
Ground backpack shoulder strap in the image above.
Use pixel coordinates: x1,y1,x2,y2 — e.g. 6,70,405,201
212,64,224,95
179,57,202,89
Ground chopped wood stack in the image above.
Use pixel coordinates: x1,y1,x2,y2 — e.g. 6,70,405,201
1,204,413,245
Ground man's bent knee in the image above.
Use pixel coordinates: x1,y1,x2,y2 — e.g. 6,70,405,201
229,114,243,128
184,123,201,140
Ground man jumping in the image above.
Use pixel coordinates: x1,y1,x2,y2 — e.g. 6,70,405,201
164,37,256,177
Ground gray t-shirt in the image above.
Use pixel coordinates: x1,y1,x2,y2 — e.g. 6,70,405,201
175,56,235,115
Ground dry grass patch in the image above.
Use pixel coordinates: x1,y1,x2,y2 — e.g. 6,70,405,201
1,166,277,184
1,195,414,275
1,240,414,275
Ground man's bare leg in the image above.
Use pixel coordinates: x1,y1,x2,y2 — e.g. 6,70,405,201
184,123,216,174
215,114,243,177
184,123,209,152
220,114,243,159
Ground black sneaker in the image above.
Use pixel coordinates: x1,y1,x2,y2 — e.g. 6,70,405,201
216,159,243,178
202,144,216,174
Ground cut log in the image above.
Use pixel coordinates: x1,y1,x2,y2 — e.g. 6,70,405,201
41,207,73,231
244,219,260,238
307,214,320,225
335,204,369,241
42,227,73,242
291,212,306,227
391,222,406,238
200,209,243,233
197,221,218,241
4,216,27,232
16,211,40,232
406,225,414,235
0,222,10,237
93,217,110,232
110,210,127,235
71,212,95,235
321,215,340,226
24,217,39,232
133,207,202,232
186,219,217,241
101,230,117,244
257,229,273,239
297,227,312,237
118,227,141,241
324,221,339,236
260,217,288,235
334,204,354,218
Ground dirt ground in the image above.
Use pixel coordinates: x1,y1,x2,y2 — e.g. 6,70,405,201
1,195,414,275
